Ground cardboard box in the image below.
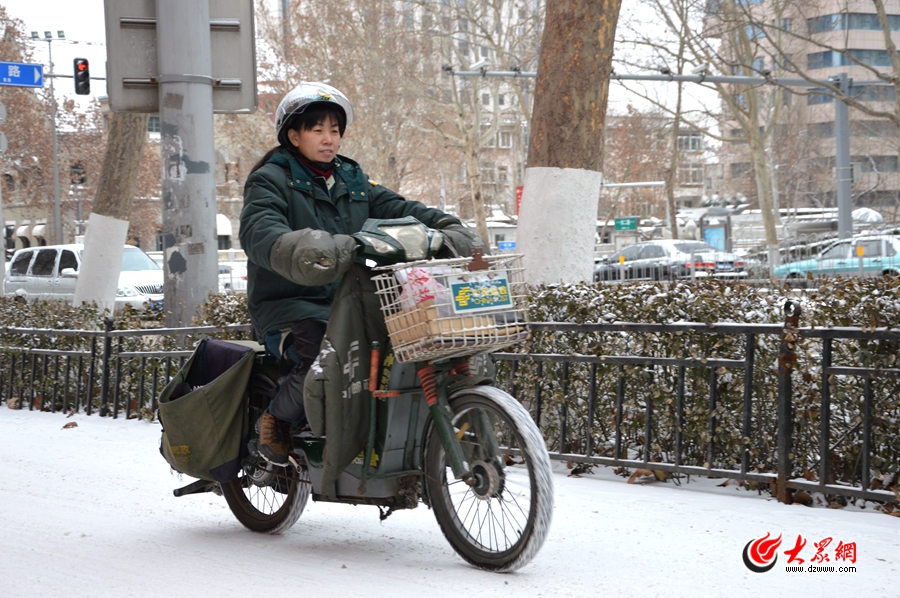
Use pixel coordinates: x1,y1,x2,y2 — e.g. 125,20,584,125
385,299,500,346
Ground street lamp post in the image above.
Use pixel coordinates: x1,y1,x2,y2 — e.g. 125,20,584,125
31,30,65,244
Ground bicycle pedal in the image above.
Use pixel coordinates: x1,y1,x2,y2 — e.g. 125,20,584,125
247,438,261,458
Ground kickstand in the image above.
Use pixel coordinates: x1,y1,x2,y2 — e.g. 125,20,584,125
378,506,395,522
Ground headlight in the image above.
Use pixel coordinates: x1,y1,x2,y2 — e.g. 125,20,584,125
356,234,396,255
116,285,140,297
381,224,428,260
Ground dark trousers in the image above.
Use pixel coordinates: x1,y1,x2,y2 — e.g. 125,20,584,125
264,318,328,425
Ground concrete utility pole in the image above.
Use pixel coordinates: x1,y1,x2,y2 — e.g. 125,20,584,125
156,0,218,327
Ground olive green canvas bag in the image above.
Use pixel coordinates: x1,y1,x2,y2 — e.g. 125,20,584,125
158,339,257,483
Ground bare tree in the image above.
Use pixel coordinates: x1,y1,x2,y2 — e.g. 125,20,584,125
617,0,791,265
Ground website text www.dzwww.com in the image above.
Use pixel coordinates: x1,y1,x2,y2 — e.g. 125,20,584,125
785,564,857,574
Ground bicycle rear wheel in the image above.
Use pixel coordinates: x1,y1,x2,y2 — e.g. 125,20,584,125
424,386,553,572
221,461,310,534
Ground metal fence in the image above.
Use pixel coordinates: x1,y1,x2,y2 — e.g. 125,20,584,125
0,323,252,418
1,310,897,506
492,303,900,506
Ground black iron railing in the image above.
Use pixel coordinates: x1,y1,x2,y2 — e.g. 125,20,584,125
493,302,900,506
2,309,897,506
0,323,252,418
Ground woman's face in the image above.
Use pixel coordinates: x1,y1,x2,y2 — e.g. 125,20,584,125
287,114,342,162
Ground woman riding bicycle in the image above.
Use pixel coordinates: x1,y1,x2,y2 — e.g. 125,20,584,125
239,82,484,464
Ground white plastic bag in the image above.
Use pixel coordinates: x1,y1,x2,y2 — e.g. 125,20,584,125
397,267,449,310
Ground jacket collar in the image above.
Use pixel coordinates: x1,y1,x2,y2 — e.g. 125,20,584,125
269,149,358,192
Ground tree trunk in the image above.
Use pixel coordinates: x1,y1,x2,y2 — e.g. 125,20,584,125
748,137,780,273
527,1,619,170
74,113,149,312
519,0,622,284
464,147,490,245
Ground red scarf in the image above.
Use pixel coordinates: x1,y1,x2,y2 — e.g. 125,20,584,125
295,152,334,180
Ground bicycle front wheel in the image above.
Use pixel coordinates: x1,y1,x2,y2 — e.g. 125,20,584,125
424,386,553,572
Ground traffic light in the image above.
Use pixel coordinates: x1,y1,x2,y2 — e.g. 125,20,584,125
73,58,90,95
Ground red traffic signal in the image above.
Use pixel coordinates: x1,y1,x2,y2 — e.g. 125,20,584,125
73,58,90,95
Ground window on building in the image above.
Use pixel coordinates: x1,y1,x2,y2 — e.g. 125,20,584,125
774,53,793,71
782,89,792,106
4,174,14,192
498,166,509,184
481,165,496,196
498,93,504,105
780,18,792,31
679,163,704,186
499,131,512,148
743,24,764,39
731,162,752,178
809,122,834,138
677,132,703,151
148,116,161,133
852,84,896,102
218,235,232,250
70,162,86,185
809,13,900,33
858,155,899,172
482,92,491,105
459,18,468,31
458,40,469,57
809,49,894,69
852,120,900,137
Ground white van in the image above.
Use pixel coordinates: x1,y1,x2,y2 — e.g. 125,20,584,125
3,244,164,309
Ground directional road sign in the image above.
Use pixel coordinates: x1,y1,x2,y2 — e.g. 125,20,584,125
614,217,638,231
0,61,44,88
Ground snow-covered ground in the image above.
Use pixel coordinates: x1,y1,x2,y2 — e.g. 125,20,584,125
0,408,896,598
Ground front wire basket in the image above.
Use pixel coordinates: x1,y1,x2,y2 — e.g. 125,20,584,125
372,254,529,363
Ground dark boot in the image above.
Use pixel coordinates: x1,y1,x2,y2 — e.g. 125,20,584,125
257,410,292,465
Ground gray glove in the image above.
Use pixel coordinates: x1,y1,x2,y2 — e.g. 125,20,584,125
436,223,490,258
269,228,357,287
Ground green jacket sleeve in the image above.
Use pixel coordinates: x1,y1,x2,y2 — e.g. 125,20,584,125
240,164,355,287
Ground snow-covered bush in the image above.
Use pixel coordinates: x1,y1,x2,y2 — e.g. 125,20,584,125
498,277,900,494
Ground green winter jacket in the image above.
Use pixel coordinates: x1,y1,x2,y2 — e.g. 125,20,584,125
239,149,459,340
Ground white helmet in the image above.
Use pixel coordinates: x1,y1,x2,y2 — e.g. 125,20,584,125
275,82,354,144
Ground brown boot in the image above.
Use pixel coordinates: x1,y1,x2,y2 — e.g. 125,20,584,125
257,410,291,465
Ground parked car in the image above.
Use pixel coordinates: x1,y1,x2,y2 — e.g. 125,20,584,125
594,240,747,282
3,244,163,309
218,262,247,294
773,235,900,279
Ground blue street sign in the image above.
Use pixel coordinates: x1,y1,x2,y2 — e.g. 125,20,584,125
498,241,516,251
0,62,44,88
